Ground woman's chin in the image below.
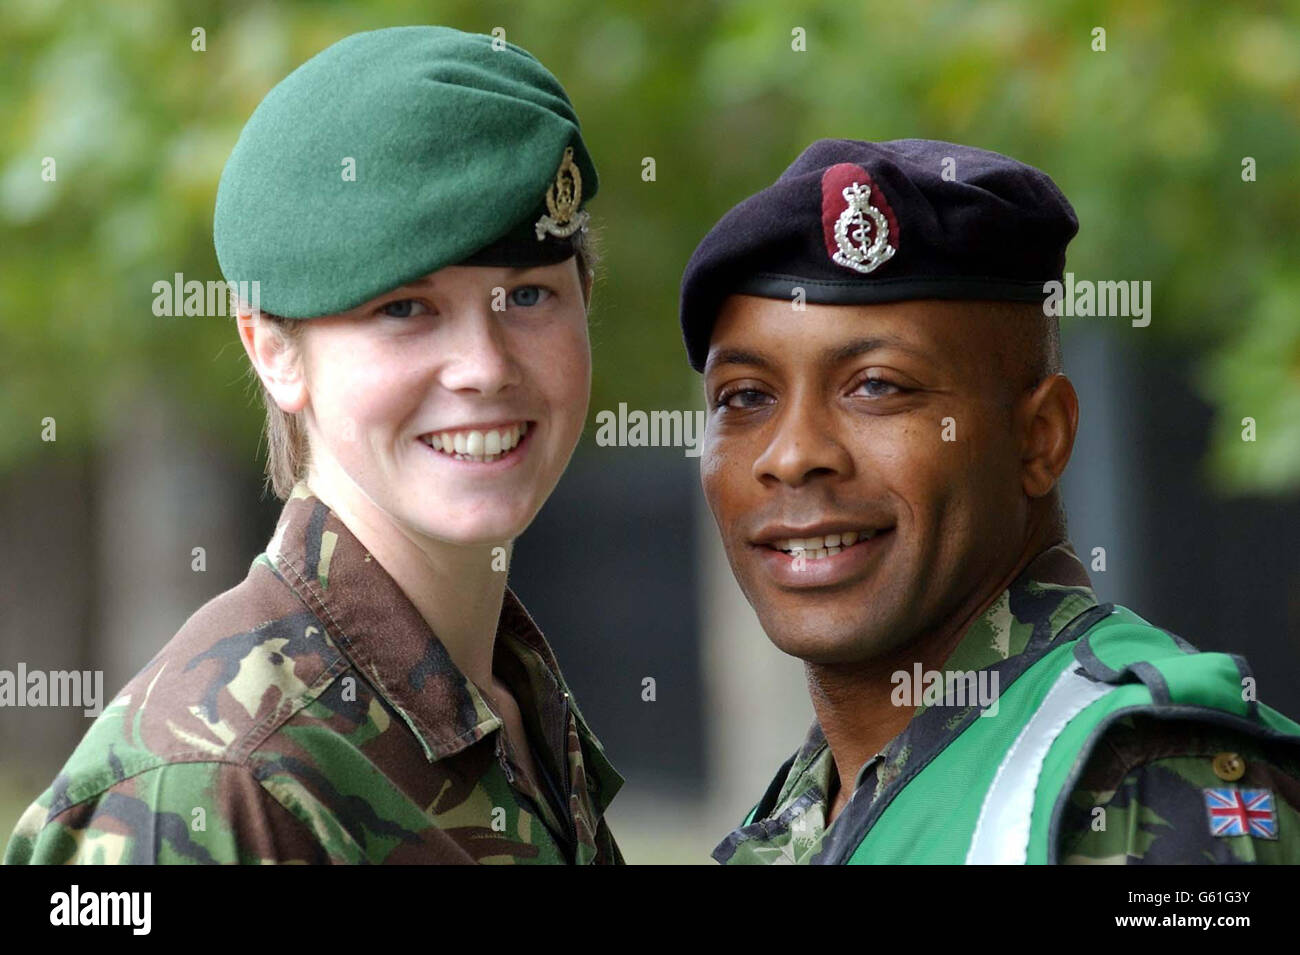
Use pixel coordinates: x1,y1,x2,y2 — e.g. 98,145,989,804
407,511,534,548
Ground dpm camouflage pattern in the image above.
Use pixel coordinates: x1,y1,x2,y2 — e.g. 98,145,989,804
714,541,1300,864
4,482,624,864
1059,712,1300,863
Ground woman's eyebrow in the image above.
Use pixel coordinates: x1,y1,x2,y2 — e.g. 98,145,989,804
382,278,435,294
367,264,555,304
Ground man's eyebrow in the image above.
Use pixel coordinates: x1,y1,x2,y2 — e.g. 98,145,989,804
706,336,928,373
704,348,774,374
822,336,928,364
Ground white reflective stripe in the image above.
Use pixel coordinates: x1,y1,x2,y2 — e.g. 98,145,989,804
965,665,1114,864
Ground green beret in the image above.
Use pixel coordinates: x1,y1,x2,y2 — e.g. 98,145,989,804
214,25,597,318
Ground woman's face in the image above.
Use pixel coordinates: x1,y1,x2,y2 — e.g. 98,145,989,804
292,258,591,546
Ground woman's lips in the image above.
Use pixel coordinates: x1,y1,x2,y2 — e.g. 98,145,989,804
416,420,534,470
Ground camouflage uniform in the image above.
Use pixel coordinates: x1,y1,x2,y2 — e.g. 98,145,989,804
713,542,1300,864
4,482,624,864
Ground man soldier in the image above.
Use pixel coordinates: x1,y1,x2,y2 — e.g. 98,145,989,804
681,138,1300,864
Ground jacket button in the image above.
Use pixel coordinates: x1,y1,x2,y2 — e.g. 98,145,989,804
1212,752,1246,782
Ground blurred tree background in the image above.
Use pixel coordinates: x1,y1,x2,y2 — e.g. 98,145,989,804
2,0,1298,488
2,0,1298,863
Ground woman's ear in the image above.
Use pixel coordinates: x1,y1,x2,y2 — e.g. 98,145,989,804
237,310,309,414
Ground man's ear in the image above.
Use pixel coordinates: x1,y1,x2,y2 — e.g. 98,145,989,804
237,309,309,414
1018,373,1078,499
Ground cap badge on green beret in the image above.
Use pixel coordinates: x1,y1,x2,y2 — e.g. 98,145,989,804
535,146,589,240
824,164,898,275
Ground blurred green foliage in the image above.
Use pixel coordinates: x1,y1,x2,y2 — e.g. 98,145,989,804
2,0,1297,491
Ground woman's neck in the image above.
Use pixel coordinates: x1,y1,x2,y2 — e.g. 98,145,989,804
304,464,510,690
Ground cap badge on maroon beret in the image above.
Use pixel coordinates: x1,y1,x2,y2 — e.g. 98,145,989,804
821,163,898,274
535,146,590,240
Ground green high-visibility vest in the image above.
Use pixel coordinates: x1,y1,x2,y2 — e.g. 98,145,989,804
746,604,1300,864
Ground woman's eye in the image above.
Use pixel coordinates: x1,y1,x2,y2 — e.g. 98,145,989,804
379,299,429,318
854,377,903,398
508,285,550,307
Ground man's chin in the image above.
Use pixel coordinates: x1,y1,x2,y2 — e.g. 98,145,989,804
760,620,903,667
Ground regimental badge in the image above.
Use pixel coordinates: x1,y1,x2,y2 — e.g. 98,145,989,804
535,146,589,240
820,162,898,275
1203,787,1278,839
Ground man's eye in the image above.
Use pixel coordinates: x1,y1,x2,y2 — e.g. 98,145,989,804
509,285,551,307
854,377,903,398
715,388,771,410
379,299,429,318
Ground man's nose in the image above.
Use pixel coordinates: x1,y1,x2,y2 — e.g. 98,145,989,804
751,392,854,488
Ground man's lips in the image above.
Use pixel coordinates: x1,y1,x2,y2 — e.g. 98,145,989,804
750,525,895,589
752,521,894,552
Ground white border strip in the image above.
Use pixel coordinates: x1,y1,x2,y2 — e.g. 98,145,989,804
965,666,1114,864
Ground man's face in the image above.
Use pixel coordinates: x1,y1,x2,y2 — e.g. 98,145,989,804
288,259,591,546
700,295,1033,665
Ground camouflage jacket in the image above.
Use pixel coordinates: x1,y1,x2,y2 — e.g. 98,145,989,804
713,541,1300,864
4,482,624,864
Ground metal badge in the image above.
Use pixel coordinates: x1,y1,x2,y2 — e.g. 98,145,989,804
535,146,589,240
832,180,896,274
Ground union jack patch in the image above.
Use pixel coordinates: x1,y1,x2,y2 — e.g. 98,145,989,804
1203,787,1278,839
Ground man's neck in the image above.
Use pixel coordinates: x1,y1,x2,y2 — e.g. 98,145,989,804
304,460,510,690
810,524,1063,823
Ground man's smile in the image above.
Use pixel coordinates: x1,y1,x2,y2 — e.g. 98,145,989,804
750,524,896,589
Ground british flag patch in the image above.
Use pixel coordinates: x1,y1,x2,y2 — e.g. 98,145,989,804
1203,787,1278,839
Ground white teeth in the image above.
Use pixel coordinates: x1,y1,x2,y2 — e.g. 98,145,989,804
773,531,875,558
421,423,529,463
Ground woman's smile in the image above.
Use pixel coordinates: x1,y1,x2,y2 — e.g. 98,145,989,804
415,419,535,469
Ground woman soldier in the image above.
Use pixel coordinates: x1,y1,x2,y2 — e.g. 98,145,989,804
5,26,623,864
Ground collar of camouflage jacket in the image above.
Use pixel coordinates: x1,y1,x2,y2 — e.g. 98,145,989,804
264,480,623,816
712,539,1102,864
